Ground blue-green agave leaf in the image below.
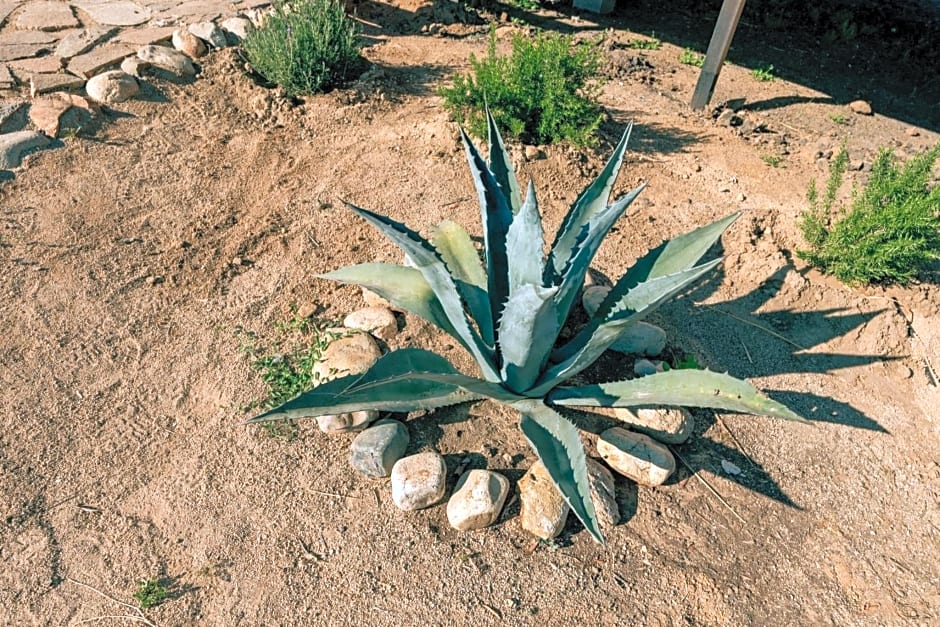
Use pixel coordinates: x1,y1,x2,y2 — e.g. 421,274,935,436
546,123,634,280
346,203,499,381
537,260,722,393
320,263,459,340
505,180,545,293
432,221,494,347
249,349,484,422
487,111,522,214
551,183,646,328
498,283,560,393
513,399,603,543
460,128,513,330
548,369,807,423
592,212,741,324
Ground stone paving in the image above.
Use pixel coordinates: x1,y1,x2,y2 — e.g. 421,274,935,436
0,0,270,170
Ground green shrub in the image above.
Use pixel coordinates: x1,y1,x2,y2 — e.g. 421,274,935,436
439,29,604,147
798,144,940,285
242,0,361,96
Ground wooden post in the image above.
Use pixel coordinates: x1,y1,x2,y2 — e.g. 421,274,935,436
691,0,747,110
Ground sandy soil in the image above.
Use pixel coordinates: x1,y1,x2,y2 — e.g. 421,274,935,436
1,1,939,625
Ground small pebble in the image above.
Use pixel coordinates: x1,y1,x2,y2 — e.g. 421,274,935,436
446,469,510,531
849,100,873,116
344,306,398,342
391,451,448,511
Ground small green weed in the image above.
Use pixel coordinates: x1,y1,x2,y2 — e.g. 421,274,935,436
678,48,704,67
133,579,170,609
750,64,775,82
626,37,662,50
439,27,604,147
503,0,540,10
242,0,361,96
798,144,940,285
830,112,849,125
239,308,338,438
761,154,784,168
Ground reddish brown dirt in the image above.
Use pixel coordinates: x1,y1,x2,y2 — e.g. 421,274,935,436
1,2,938,625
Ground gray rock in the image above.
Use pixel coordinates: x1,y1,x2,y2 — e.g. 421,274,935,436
613,406,694,445
349,419,409,478
137,45,196,77
71,0,151,26
598,427,675,487
391,451,447,511
518,461,569,539
343,307,398,342
188,21,228,49
220,17,253,43
633,358,663,377
172,28,207,59
0,130,51,169
15,1,79,31
586,458,619,529
446,469,510,531
55,27,115,59
85,70,138,104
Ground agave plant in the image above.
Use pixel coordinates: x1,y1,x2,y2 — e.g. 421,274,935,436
251,113,804,543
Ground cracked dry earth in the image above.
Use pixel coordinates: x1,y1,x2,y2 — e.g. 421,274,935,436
1,1,939,625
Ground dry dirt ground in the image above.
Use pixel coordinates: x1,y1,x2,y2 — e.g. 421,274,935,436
2,1,939,625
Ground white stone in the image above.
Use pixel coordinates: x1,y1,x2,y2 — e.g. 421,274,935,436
137,44,196,77
518,461,569,539
0,130,51,169
446,470,510,531
586,458,619,529
85,70,138,104
343,307,398,342
188,21,227,49
220,17,253,43
598,427,675,487
172,28,207,59
391,451,447,511
120,56,150,78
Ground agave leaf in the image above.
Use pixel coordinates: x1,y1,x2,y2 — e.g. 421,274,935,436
537,260,722,393
320,263,459,340
432,221,494,347
592,212,740,324
460,128,513,330
346,203,500,382
514,399,603,544
249,349,484,422
498,283,560,393
487,111,522,214
548,369,807,423
546,123,634,281
551,183,646,328
505,180,545,293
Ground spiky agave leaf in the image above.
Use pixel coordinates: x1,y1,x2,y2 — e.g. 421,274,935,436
345,203,500,382
546,123,634,282
249,349,523,423
432,220,494,347
513,399,603,543
487,111,522,214
498,283,560,393
547,369,807,423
